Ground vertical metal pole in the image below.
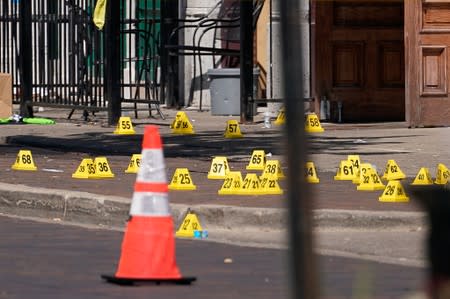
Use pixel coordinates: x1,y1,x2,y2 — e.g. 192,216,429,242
160,0,178,107
159,0,167,106
267,0,283,115
19,0,33,117
106,0,121,126
280,0,318,298
240,0,253,123
68,1,75,97
269,0,273,99
178,0,186,106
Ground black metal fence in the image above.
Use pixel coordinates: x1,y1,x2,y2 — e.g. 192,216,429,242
0,0,162,123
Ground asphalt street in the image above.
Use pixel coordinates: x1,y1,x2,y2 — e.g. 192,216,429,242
0,215,427,299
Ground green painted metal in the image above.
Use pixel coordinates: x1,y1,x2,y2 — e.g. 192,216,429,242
136,0,160,80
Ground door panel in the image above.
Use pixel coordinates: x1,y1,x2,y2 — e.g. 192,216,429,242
379,42,404,88
406,0,450,126
420,46,447,96
316,0,405,122
405,0,450,127
332,42,364,88
422,2,450,31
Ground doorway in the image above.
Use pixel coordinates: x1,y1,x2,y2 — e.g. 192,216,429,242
314,0,405,122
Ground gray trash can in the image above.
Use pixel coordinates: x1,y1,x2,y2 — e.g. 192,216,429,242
207,68,259,116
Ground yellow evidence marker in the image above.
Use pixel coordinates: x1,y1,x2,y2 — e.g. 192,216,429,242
90,157,115,178
170,111,195,135
237,173,265,195
176,211,203,238
246,150,266,171
382,159,406,180
260,177,283,195
411,167,433,185
379,180,409,202
218,171,243,195
434,163,450,185
261,160,285,180
168,168,197,191
305,113,324,133
11,150,37,171
113,116,135,135
224,120,243,138
274,107,285,126
305,162,319,183
353,163,373,184
334,160,358,181
207,156,229,179
124,154,142,174
356,168,385,191
347,155,361,171
72,158,95,179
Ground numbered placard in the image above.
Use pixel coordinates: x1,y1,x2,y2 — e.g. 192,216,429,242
169,168,197,190
434,163,450,185
85,159,97,178
334,160,357,181
411,167,433,185
260,177,283,195
305,161,319,183
238,173,264,195
170,111,187,129
173,120,190,129
379,180,409,202
207,156,229,179
125,154,142,174
90,157,115,178
357,168,385,191
72,158,95,179
170,112,195,134
113,116,135,135
382,159,406,180
11,150,37,171
353,163,373,184
175,212,203,238
347,155,360,171
262,160,285,180
246,150,266,171
305,113,324,133
224,120,243,138
218,171,243,195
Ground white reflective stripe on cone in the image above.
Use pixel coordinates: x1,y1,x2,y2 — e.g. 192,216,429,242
137,149,167,184
129,192,171,216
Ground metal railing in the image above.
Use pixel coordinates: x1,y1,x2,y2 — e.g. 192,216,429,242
0,0,162,123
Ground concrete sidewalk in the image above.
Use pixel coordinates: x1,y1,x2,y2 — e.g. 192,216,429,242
0,105,446,244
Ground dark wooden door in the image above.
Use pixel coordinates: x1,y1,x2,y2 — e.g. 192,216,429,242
405,0,450,127
315,0,405,122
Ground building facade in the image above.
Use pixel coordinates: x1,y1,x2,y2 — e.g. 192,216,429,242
256,0,450,127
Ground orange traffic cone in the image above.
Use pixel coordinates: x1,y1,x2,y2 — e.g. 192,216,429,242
101,125,196,285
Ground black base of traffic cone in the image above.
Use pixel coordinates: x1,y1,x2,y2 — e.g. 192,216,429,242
101,274,196,286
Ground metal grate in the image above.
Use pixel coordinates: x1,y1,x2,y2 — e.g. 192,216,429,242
0,0,162,120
